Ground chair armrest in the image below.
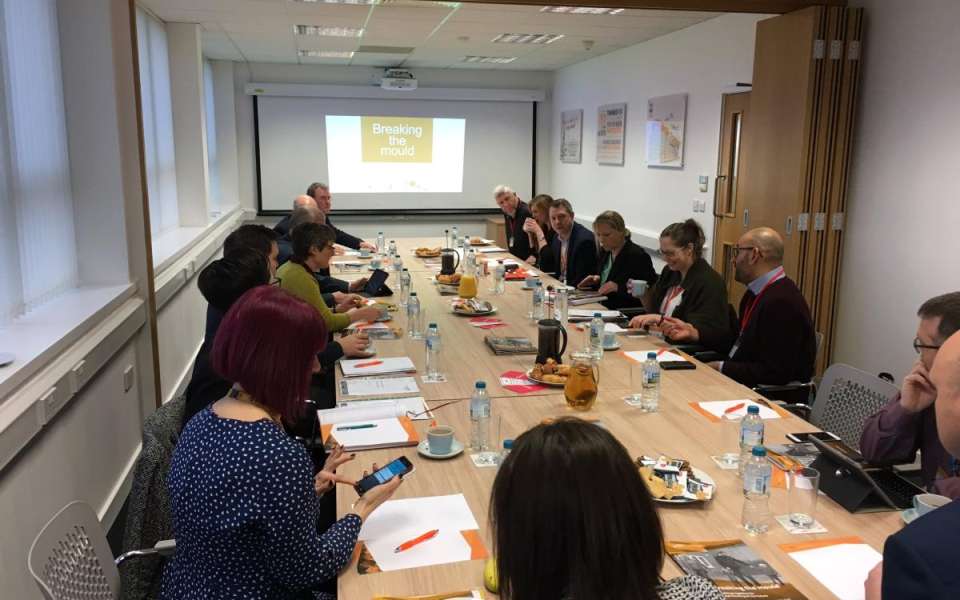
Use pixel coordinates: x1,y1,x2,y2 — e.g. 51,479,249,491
115,539,176,566
766,402,811,420
691,351,724,363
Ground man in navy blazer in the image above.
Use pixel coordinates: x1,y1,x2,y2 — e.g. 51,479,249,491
865,330,960,600
537,198,597,287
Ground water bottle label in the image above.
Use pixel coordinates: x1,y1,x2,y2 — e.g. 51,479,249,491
744,473,770,495
643,369,660,385
740,429,763,447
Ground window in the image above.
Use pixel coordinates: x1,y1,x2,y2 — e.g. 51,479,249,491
135,7,179,235
203,60,220,216
0,0,78,324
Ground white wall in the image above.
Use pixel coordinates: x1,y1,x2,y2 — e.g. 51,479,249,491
834,0,960,381
232,63,554,214
550,13,766,255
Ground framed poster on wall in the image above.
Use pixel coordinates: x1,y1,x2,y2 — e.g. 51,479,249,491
646,94,687,168
560,109,583,164
597,103,627,165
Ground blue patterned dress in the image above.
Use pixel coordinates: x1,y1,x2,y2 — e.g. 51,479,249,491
161,407,360,599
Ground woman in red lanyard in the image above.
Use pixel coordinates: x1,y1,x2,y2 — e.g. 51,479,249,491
628,220,734,352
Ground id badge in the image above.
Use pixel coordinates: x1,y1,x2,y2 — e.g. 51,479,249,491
728,340,741,358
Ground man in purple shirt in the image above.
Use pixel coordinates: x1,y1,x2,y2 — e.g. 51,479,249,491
859,292,960,498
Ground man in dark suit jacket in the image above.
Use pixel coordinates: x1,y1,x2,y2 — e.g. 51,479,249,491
538,198,597,287
864,330,960,600
307,182,375,251
706,227,815,387
494,185,534,261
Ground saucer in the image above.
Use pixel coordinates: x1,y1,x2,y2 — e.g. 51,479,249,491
901,507,920,525
602,342,621,351
417,438,465,460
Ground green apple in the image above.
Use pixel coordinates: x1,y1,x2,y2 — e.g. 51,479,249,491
483,557,499,594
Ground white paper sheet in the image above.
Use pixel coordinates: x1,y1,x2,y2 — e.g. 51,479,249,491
475,246,507,253
341,376,420,397
366,528,472,572
696,399,781,420
624,350,689,364
322,398,430,424
569,309,621,318
329,417,410,448
360,492,478,535
340,356,416,377
788,543,881,600
604,323,627,333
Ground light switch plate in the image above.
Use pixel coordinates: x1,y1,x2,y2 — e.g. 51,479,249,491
123,365,135,393
698,176,709,193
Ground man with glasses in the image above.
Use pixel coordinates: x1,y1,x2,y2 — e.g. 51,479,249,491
703,227,815,391
860,291,960,498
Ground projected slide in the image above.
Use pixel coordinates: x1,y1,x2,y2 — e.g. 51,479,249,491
325,115,466,193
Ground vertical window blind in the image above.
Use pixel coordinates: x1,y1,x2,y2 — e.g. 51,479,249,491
203,60,220,215
135,7,179,235
0,0,78,324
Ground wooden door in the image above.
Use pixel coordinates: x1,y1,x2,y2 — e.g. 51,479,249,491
711,91,750,307
736,6,824,278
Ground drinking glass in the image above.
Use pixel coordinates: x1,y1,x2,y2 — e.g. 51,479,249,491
788,467,820,529
624,361,644,407
717,414,742,469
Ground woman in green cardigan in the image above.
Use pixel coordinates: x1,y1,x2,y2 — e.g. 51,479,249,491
277,222,381,360
628,219,734,353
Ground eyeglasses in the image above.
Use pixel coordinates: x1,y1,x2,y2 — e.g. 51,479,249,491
913,337,942,353
731,246,757,257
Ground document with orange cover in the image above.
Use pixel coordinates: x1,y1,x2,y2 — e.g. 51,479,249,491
320,416,419,451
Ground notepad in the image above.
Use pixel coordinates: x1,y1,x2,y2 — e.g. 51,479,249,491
321,416,419,451
568,309,621,319
782,537,881,600
475,246,506,253
340,376,419,397
624,349,688,364
695,399,781,420
340,357,416,377
324,397,431,422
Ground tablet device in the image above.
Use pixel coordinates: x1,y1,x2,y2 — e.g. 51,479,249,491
364,269,389,296
660,360,696,370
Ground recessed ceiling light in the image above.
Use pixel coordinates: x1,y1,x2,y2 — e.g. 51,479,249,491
294,25,364,37
299,50,355,58
540,6,624,15
491,33,564,45
462,56,517,64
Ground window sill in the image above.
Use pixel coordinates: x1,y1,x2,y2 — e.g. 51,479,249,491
0,284,136,402
151,206,246,276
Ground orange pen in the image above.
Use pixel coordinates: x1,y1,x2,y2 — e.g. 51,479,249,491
394,529,440,553
355,360,383,368
723,402,747,415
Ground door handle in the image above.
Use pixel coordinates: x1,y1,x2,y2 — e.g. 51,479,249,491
712,175,727,217
743,208,750,227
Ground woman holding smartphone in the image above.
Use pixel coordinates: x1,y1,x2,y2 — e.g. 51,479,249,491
490,418,722,600
162,286,401,600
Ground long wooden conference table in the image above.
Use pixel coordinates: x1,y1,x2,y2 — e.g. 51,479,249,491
332,238,899,599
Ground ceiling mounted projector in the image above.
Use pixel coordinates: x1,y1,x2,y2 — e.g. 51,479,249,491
380,68,418,91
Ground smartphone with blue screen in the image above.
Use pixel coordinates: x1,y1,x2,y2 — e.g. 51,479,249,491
353,456,414,495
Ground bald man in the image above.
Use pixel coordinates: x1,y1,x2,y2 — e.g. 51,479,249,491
273,195,319,237
707,227,815,389
864,330,960,600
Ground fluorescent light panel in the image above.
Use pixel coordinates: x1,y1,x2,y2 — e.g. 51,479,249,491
462,56,517,64
540,6,624,15
491,33,564,44
294,25,365,37
291,0,377,4
299,49,355,58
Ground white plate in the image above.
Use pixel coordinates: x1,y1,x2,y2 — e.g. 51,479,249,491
417,438,465,460
652,466,716,504
602,342,621,351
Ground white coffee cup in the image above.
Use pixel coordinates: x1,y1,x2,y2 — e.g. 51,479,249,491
914,493,951,517
628,279,648,298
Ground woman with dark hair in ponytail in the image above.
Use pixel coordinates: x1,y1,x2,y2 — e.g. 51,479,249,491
628,219,734,352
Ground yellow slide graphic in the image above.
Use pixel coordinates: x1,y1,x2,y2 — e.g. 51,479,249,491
361,116,433,163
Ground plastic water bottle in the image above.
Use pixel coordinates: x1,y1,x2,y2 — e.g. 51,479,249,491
444,229,450,249
451,226,460,249
493,260,506,295
500,439,513,466
530,280,544,320
392,252,403,273
388,239,397,257
555,286,569,323
738,405,765,476
470,381,491,452
742,446,772,534
406,292,423,339
589,312,604,359
399,268,411,307
376,231,385,255
642,351,660,412
425,323,442,381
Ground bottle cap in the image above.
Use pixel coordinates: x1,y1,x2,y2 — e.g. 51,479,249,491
647,351,657,359
747,405,760,414
475,380,486,389
429,322,437,328
594,312,602,317
751,446,767,457
503,439,514,450
402,268,409,271
410,292,417,296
